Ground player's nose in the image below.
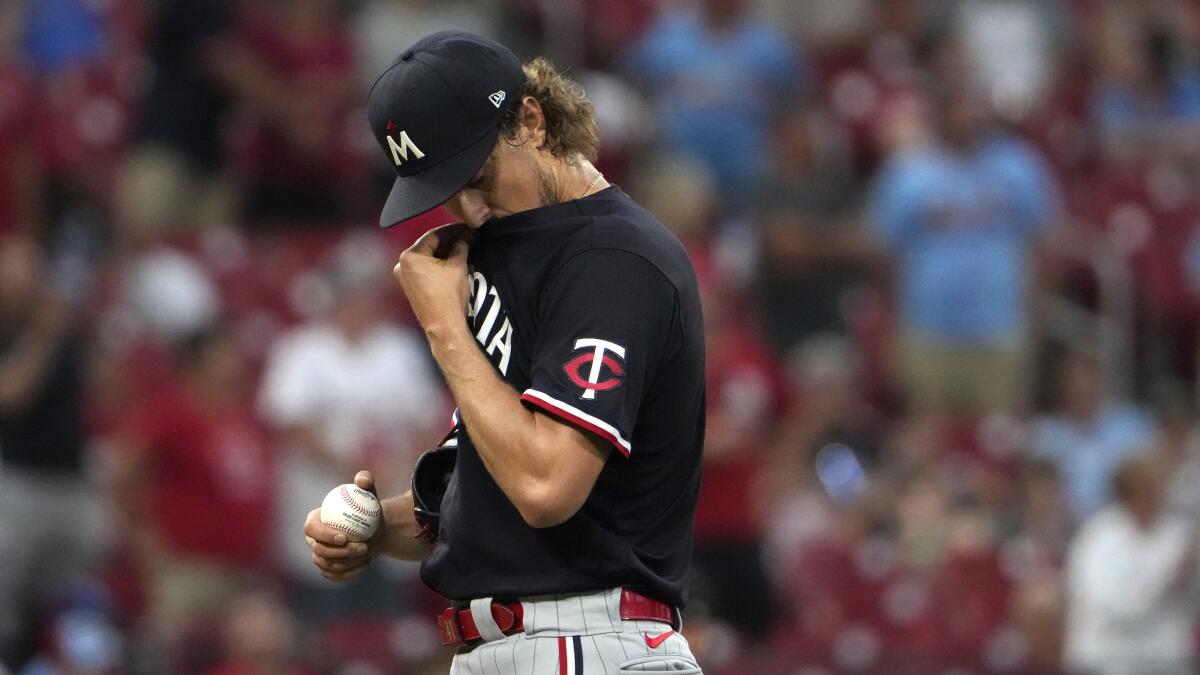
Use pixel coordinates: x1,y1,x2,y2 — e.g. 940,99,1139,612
447,190,492,228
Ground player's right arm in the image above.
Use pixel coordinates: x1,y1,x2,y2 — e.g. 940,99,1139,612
304,471,429,581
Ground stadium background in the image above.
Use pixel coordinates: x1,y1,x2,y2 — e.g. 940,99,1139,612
1,0,1199,673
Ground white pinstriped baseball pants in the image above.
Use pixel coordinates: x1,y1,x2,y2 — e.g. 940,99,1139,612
449,588,702,674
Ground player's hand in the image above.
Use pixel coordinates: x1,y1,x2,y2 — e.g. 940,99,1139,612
394,223,471,333
304,471,383,582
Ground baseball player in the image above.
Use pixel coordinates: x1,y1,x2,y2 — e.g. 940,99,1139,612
304,31,706,674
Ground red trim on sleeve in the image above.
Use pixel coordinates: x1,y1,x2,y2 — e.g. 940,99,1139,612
520,393,631,458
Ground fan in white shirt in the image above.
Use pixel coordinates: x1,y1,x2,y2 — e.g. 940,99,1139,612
1065,454,1200,675
259,264,447,586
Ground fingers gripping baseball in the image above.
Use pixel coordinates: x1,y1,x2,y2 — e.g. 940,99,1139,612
305,473,383,583
305,508,372,582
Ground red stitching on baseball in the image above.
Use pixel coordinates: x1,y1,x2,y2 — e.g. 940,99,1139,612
340,485,381,518
322,520,372,538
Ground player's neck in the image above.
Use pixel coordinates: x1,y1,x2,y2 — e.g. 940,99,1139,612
537,156,607,207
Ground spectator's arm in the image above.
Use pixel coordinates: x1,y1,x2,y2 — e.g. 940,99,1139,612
1170,531,1200,600
1009,143,1059,237
756,421,818,515
202,39,295,124
1092,85,1200,162
104,433,163,563
274,423,356,476
869,162,919,252
762,213,879,266
0,297,68,415
1028,225,1068,344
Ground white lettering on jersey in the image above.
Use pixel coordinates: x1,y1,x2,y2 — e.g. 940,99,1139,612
573,338,626,400
387,131,425,166
468,270,516,376
474,286,502,344
486,318,513,374
469,272,488,318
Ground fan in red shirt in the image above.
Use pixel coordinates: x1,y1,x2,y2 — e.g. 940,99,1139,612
692,283,787,639
234,0,360,225
109,324,274,657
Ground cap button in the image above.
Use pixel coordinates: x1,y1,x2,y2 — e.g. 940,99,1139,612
400,49,414,61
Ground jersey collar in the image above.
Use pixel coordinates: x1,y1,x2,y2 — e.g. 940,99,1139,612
478,186,618,236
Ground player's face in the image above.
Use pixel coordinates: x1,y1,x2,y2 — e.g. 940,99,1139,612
445,157,498,227
443,108,554,227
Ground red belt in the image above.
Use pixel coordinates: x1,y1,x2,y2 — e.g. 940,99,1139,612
437,589,675,647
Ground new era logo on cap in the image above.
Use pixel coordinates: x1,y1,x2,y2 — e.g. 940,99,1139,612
489,90,506,108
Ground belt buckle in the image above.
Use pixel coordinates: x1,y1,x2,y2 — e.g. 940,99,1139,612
437,608,464,646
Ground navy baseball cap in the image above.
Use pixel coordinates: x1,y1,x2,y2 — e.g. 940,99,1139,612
367,31,526,228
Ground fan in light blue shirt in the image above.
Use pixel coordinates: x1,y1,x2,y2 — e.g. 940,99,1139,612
629,1,803,200
872,131,1055,344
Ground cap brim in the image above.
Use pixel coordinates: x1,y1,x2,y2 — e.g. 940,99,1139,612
378,129,498,228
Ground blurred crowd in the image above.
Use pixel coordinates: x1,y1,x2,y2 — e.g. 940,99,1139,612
2,0,1200,674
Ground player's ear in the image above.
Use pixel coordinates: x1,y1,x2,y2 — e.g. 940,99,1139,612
518,95,547,148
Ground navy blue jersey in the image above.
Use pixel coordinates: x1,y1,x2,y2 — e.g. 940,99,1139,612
419,186,705,608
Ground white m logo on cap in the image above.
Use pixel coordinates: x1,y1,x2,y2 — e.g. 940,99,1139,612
387,130,425,166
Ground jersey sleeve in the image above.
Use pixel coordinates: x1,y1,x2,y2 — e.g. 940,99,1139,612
520,249,678,458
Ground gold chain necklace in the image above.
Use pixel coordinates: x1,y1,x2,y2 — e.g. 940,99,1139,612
582,172,604,197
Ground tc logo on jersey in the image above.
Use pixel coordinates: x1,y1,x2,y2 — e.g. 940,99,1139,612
563,338,625,400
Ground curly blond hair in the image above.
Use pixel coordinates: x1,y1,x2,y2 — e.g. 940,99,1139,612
501,57,599,163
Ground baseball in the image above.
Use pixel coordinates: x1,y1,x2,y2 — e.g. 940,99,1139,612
320,484,382,541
